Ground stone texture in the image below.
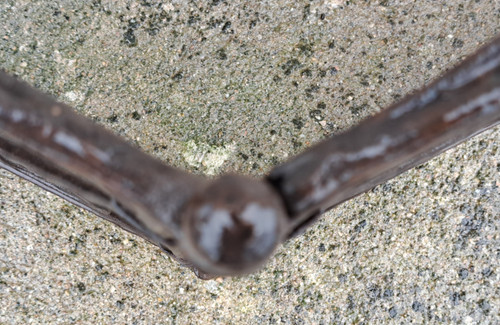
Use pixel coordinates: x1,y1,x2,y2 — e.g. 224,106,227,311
0,0,499,323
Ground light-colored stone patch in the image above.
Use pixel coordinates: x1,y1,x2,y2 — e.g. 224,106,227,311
326,0,346,9
182,140,235,176
64,90,84,103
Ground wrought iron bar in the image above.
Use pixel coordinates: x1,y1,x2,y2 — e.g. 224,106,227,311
1,35,500,278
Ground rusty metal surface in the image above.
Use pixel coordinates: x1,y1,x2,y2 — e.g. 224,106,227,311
0,71,287,278
1,34,500,278
269,35,500,235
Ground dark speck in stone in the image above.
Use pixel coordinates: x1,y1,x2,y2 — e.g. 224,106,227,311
131,111,141,120
353,219,367,233
76,282,86,292
127,19,139,30
281,59,302,75
172,71,183,81
458,268,469,280
123,28,138,47
292,118,304,130
450,291,465,306
292,139,302,149
388,306,398,318
481,267,493,277
216,48,227,60
302,4,311,20
383,288,393,299
391,93,402,100
350,103,368,116
478,299,490,314
428,211,440,220
309,110,324,121
367,284,381,300
412,301,423,312
221,21,232,34
457,216,483,249
318,243,325,252
300,69,312,77
305,85,320,97
382,183,392,192
347,295,355,309
187,15,200,26
107,114,118,123
452,38,464,49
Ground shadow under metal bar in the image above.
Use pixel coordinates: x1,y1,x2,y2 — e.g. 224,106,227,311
1,35,500,279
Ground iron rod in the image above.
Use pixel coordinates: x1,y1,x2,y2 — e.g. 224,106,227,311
1,34,500,278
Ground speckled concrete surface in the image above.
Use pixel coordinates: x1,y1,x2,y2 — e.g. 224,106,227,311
0,0,499,324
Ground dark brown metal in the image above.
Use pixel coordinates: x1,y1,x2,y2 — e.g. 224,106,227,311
269,34,500,237
1,34,500,278
0,71,288,278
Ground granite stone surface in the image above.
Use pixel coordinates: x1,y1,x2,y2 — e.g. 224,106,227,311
0,0,499,323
